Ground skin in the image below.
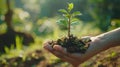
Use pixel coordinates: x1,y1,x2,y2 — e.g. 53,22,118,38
44,28,120,67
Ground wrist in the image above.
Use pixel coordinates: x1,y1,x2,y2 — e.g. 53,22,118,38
95,35,112,49
96,28,120,47
87,36,111,54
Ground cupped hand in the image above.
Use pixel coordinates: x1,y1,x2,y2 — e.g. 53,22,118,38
44,28,120,67
44,36,98,67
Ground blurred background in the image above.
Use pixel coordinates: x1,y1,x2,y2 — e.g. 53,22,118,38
0,0,120,67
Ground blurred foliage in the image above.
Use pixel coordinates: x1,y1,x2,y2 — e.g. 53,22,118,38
0,0,120,34
0,0,120,67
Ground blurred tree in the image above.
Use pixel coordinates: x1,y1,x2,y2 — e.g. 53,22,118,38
0,0,34,53
39,0,92,22
89,0,120,31
19,0,40,22
39,0,67,18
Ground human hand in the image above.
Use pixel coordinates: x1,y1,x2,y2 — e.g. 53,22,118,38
44,28,120,67
44,36,96,67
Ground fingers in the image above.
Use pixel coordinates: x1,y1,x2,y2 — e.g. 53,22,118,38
44,43,55,52
43,42,86,65
52,50,76,63
53,45,67,55
44,43,77,62
52,49,81,66
44,42,81,59
44,42,69,57
81,36,91,43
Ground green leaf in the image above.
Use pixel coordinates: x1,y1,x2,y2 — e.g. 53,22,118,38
71,18,80,22
68,3,74,12
111,52,117,58
71,21,80,26
72,11,82,17
59,9,68,14
63,14,70,17
4,46,10,53
16,36,23,50
56,19,67,26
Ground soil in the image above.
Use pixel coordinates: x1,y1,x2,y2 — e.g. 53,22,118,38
49,35,90,53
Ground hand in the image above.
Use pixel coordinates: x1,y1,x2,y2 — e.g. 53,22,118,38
44,28,120,67
44,36,98,67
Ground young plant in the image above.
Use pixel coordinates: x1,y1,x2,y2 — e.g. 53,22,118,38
50,3,91,53
57,3,82,37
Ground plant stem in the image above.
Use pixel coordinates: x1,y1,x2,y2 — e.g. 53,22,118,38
68,16,71,37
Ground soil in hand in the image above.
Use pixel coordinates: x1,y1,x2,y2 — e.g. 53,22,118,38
49,35,90,53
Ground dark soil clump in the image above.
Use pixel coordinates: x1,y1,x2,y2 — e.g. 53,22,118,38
49,35,90,53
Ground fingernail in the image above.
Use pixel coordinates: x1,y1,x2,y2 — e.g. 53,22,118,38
44,45,54,51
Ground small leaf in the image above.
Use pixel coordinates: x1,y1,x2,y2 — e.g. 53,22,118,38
4,46,10,53
111,52,117,58
56,19,67,26
59,9,68,14
72,11,82,17
71,21,80,26
63,14,70,17
68,3,74,12
71,18,80,22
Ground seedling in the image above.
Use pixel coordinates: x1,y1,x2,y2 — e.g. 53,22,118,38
50,3,91,53
57,3,82,37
